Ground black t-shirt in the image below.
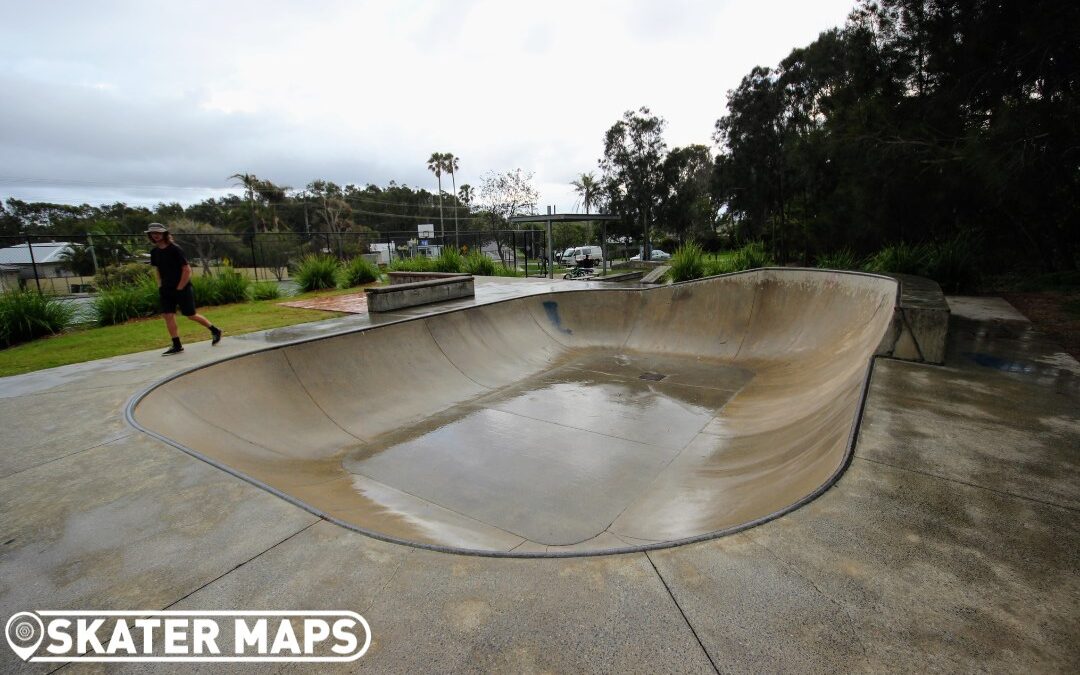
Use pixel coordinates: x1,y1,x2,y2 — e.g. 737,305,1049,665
150,243,189,290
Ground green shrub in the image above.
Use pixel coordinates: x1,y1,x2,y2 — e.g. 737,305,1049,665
250,281,282,300
389,256,436,272
669,241,706,282
815,248,862,270
212,268,251,304
0,289,76,347
732,241,775,270
93,279,158,326
493,264,521,277
292,254,341,292
463,252,497,276
863,242,930,275
95,262,153,290
925,235,979,293
704,252,738,276
433,248,464,273
190,275,222,308
706,242,775,275
339,256,381,288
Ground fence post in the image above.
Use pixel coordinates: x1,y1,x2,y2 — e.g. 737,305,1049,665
250,236,259,282
26,237,41,293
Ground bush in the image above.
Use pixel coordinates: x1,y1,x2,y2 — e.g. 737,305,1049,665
389,256,436,272
190,275,222,308
863,242,930,275
816,248,862,270
93,279,158,326
212,268,251,304
463,252,496,276
0,289,76,347
95,262,153,290
433,248,464,273
705,242,775,275
493,264,521,277
669,242,706,282
339,256,381,288
925,235,979,293
250,281,282,300
292,254,340,292
732,241,775,270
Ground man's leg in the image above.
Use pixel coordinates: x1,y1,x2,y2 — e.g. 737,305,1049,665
186,312,223,345
164,312,179,338
162,313,184,355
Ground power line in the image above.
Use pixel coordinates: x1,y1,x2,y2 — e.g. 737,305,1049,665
0,177,479,210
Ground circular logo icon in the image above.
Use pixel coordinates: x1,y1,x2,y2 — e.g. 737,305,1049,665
5,612,44,661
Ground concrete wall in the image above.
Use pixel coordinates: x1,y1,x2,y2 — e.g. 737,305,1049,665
366,275,475,312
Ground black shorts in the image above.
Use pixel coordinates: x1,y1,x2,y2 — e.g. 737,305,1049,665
160,285,197,316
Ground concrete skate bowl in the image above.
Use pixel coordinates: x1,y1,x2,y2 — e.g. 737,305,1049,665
131,269,899,557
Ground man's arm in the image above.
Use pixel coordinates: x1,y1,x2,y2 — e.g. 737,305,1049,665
178,264,192,290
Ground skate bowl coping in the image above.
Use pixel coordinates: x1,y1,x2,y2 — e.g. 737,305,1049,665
130,268,900,557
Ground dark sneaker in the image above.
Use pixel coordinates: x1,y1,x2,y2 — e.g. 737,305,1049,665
162,344,184,356
210,327,222,346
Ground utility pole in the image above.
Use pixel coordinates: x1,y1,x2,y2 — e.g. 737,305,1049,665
546,206,553,280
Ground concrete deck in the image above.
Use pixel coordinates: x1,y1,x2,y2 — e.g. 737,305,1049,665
1,277,1077,671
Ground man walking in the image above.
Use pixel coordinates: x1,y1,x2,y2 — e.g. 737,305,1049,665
147,223,222,356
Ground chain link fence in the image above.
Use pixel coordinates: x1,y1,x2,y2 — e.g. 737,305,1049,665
0,229,643,295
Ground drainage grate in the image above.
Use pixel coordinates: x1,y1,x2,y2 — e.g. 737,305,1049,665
639,372,667,382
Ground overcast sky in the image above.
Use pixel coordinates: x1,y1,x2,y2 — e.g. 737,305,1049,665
0,0,856,214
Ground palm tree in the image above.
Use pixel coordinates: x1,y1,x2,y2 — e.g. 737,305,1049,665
571,172,603,214
444,153,461,247
426,153,447,240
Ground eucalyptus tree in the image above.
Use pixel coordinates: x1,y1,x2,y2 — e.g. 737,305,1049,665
599,107,668,256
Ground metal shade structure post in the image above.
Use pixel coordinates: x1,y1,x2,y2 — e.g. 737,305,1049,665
509,212,621,280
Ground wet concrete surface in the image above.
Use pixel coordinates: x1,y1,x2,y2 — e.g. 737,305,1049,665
132,271,897,554
0,278,1077,672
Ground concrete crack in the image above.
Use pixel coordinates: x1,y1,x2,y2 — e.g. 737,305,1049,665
644,551,720,674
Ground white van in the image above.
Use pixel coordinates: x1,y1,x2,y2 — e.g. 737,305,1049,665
570,246,603,266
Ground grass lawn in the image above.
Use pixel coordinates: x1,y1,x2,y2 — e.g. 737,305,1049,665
0,295,348,377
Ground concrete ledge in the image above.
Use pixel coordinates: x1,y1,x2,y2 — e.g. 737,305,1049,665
366,274,475,312
640,266,669,284
386,271,470,285
876,273,950,364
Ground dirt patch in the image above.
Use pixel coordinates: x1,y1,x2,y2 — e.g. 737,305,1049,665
1001,292,1080,360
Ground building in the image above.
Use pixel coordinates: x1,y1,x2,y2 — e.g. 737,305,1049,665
0,242,77,290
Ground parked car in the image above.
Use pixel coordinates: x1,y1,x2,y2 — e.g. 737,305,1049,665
630,249,671,262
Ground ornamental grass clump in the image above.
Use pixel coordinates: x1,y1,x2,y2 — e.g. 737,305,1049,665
463,252,496,276
863,242,930,276
433,248,464,273
92,278,159,326
339,256,381,288
389,256,436,272
292,254,341,292
0,289,76,347
250,281,282,300
815,248,861,271
211,268,251,304
668,241,706,282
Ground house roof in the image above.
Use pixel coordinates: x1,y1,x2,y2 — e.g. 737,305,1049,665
0,242,76,265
